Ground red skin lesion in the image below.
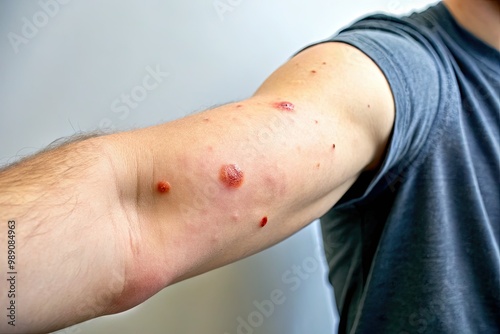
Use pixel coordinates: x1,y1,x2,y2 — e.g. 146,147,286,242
273,101,295,112
219,164,244,188
260,216,268,228
157,181,171,194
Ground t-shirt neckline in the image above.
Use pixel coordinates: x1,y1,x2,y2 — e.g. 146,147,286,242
437,2,500,72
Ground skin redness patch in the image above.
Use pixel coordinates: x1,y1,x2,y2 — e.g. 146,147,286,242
273,101,295,112
219,164,244,188
260,216,268,227
157,181,171,193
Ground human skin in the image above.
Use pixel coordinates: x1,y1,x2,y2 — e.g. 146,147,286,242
0,0,497,332
444,0,500,50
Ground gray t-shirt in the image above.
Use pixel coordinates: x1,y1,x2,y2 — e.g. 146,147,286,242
316,3,499,333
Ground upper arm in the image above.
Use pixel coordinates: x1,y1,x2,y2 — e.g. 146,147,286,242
109,42,394,310
256,42,395,170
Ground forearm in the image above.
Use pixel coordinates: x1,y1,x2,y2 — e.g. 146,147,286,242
0,137,129,333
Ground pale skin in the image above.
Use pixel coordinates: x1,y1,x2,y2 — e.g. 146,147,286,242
0,1,498,332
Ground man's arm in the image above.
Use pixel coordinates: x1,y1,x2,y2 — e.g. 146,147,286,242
0,137,130,333
0,42,394,333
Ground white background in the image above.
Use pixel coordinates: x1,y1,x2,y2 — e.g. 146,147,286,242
0,1,437,333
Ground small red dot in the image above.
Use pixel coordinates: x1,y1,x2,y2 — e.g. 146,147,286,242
157,181,171,193
260,217,268,228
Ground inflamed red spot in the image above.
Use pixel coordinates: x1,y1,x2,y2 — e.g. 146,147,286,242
157,181,171,194
260,216,268,228
273,101,295,112
219,164,244,188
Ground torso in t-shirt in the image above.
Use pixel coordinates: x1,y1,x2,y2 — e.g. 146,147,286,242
315,3,499,333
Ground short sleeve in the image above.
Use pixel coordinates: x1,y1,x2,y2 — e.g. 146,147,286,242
305,16,454,207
